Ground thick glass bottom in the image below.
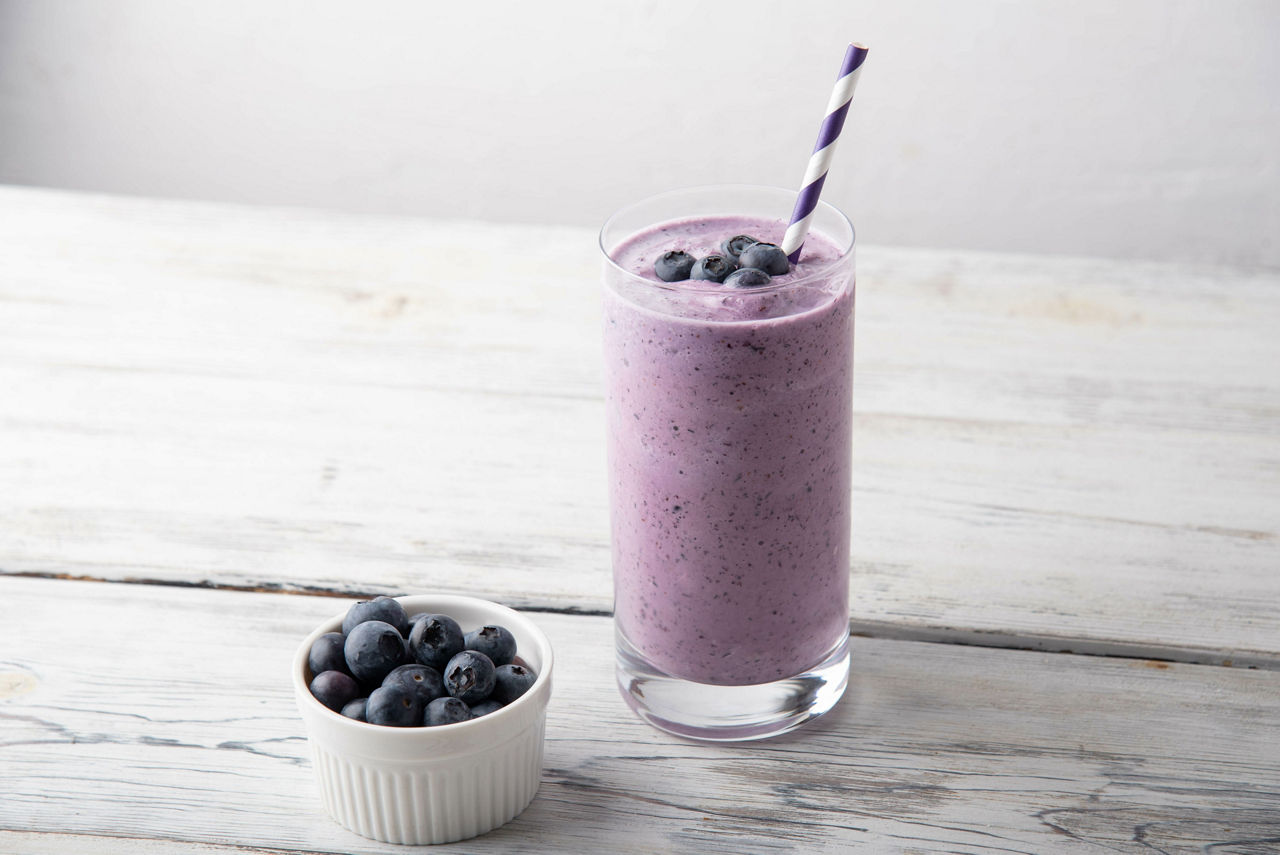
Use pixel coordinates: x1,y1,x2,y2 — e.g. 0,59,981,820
615,628,851,742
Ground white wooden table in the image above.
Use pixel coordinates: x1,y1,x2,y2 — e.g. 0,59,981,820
1,186,1277,853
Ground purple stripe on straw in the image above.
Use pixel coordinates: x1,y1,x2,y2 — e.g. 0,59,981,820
783,42,869,264
810,99,851,155
840,42,869,76
785,176,828,263
810,45,866,151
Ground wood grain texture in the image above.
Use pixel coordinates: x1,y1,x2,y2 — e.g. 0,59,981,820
1,577,1278,854
1,186,1278,663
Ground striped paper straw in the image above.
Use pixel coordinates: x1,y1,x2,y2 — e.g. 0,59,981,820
781,42,869,264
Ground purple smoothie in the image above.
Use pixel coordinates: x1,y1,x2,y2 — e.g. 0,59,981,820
603,214,854,686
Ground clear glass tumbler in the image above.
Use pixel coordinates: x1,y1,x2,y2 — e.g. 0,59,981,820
600,185,855,740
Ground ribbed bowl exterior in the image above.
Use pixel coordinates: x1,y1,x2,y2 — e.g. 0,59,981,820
293,594,554,845
308,716,545,845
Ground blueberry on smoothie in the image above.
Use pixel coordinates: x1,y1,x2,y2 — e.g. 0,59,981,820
342,596,410,637
690,254,737,283
493,663,537,703
309,669,360,712
654,250,696,282
365,683,423,727
408,613,466,671
444,650,497,705
425,696,473,727
738,242,790,276
382,663,446,706
344,620,406,685
720,234,760,259
464,625,517,667
308,632,349,676
724,267,772,288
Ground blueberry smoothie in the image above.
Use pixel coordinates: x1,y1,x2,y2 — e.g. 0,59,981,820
603,210,854,687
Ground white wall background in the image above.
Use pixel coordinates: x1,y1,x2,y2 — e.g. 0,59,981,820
1,0,1277,267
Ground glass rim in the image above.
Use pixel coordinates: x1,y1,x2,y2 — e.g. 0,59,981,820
598,184,856,295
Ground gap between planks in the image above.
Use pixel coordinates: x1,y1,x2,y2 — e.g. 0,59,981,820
5,571,1265,671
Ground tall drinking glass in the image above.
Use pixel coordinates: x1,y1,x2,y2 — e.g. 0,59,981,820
600,185,855,740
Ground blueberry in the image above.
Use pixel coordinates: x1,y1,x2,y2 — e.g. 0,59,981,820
309,670,360,712
443,650,497,705
342,596,409,637
344,620,406,685
365,683,423,727
493,663,537,703
424,696,473,727
469,699,504,717
308,632,349,676
654,250,695,282
382,663,446,706
720,234,760,259
408,614,465,671
341,697,368,722
690,254,737,283
464,625,517,667
737,242,790,276
724,267,772,288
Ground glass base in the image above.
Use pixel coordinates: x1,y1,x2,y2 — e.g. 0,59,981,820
615,630,851,742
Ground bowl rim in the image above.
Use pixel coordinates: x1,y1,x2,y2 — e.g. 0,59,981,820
293,593,554,740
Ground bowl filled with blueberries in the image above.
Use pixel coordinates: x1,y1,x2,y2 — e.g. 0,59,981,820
292,594,553,845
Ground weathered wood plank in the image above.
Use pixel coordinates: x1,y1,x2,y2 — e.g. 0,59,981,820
1,577,1277,854
1,186,1277,662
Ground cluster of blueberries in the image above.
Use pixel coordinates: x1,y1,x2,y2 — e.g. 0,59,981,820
308,596,537,727
654,234,791,287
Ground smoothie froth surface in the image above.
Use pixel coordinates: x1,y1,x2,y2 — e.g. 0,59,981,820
607,215,845,323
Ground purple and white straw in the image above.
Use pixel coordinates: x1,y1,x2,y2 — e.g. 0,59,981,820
781,42,869,264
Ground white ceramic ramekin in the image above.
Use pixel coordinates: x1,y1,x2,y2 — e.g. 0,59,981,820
292,594,554,845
